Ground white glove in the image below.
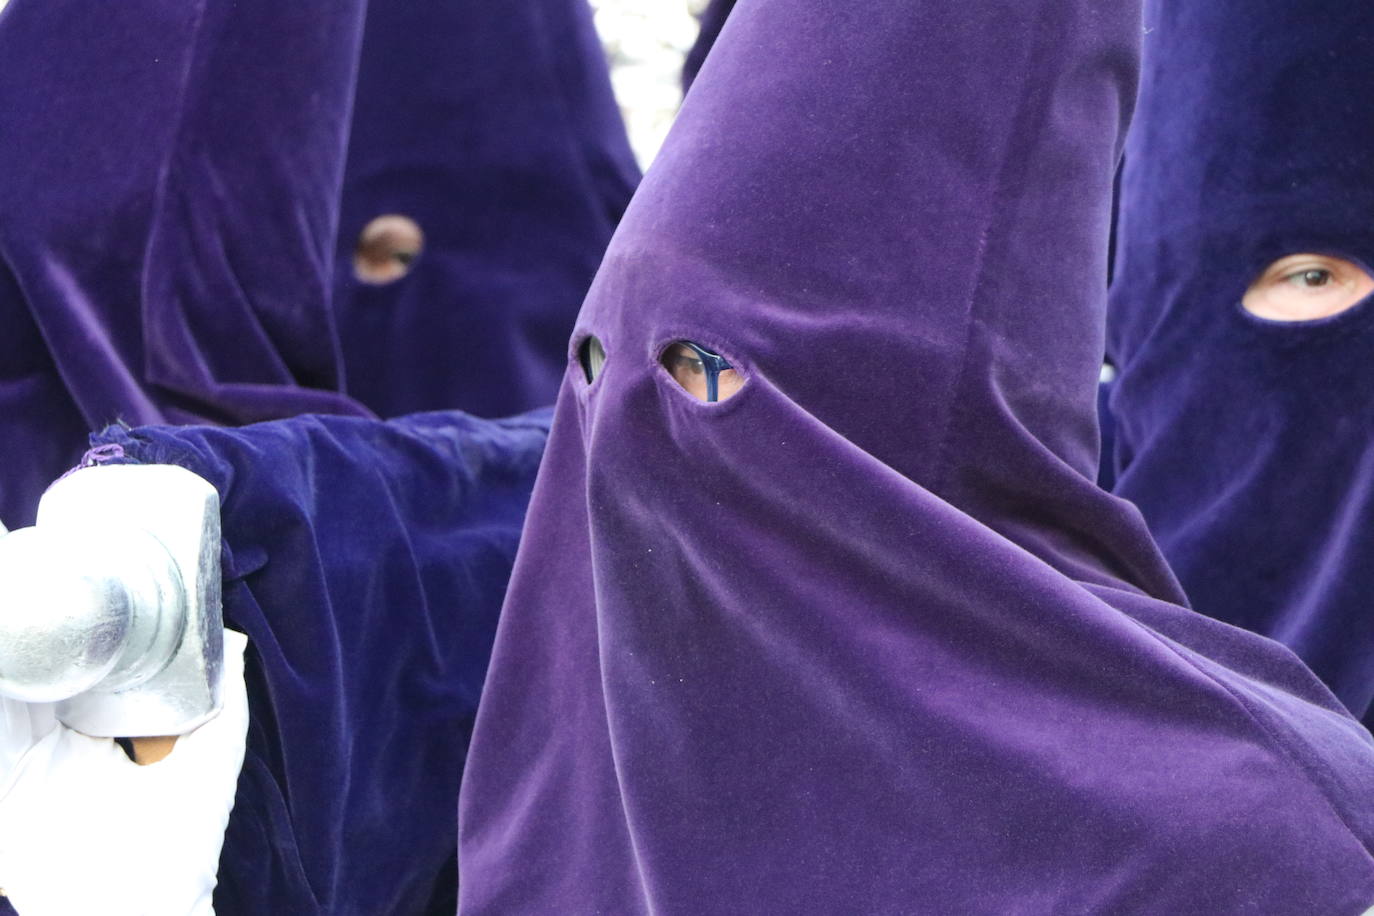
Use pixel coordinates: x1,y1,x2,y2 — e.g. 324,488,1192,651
0,699,56,793
0,629,249,915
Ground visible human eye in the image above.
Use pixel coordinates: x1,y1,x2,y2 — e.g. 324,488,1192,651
1241,253,1373,321
672,355,706,375
354,214,424,284
658,340,746,403
1283,268,1332,289
578,335,606,384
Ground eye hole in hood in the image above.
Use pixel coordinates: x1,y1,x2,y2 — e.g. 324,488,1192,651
660,340,744,403
578,335,607,385
1241,253,1373,322
354,214,424,284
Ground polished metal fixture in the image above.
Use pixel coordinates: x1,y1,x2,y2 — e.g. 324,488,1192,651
0,465,224,737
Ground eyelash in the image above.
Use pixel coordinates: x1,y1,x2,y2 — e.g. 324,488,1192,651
1285,268,1330,285
1275,263,1340,289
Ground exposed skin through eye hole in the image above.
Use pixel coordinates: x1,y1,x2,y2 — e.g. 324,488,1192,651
1241,253,1374,322
579,336,606,384
661,341,744,403
354,214,425,284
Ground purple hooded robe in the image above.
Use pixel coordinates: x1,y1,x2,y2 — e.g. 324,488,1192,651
457,0,1374,911
0,0,373,528
0,0,635,526
1106,0,1374,727
0,0,622,909
333,0,640,419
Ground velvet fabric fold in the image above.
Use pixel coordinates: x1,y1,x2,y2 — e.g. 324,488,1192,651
1106,0,1374,726
0,0,635,528
459,0,1374,910
334,0,640,419
89,408,549,914
0,0,374,529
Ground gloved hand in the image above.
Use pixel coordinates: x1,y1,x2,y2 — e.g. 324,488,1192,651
0,699,56,795
0,630,249,915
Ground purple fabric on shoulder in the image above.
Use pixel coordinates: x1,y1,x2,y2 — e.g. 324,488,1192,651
93,407,550,914
1106,1,1374,726
458,0,1374,911
334,0,639,419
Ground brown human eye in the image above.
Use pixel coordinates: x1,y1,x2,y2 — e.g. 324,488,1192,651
659,340,746,403
353,214,424,284
1242,254,1373,321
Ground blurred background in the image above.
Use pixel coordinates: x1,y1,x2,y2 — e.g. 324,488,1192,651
589,0,707,166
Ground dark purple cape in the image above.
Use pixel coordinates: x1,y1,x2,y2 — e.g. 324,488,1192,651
0,0,635,526
88,408,549,914
1106,1,1374,726
458,0,1374,910
333,0,640,419
0,0,373,529
0,2,609,906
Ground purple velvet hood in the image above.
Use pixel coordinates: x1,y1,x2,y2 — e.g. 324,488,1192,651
0,0,373,527
459,0,1374,911
333,0,640,419
0,0,636,527
681,0,736,93
1106,1,1374,725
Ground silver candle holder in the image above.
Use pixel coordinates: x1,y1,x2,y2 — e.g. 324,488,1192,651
0,465,224,737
